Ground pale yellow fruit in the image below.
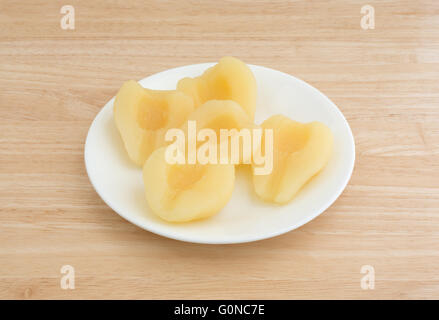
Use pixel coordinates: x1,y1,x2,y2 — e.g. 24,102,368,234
114,80,194,166
177,56,257,120
143,147,235,222
252,115,333,204
179,100,258,164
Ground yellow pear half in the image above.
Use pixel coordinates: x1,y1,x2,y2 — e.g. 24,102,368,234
114,80,194,166
179,100,258,164
177,56,257,120
252,115,333,204
143,147,235,222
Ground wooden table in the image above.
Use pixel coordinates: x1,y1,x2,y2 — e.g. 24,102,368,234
1,0,438,299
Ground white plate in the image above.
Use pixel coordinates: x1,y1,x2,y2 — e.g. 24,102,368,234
84,63,355,244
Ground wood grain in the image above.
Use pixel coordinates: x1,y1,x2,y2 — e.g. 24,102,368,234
0,0,438,299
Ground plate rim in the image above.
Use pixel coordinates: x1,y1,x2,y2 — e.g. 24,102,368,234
84,62,356,244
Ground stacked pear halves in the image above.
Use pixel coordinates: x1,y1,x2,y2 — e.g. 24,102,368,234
114,57,333,222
